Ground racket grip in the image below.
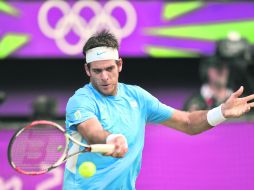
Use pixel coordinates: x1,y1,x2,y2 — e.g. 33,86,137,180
90,144,115,153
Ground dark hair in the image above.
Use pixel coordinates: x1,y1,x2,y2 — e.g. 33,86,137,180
199,56,229,82
83,30,119,57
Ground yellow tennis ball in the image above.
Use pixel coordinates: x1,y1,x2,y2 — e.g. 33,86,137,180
78,162,96,178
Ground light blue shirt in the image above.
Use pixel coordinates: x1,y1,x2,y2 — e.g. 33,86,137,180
63,83,174,190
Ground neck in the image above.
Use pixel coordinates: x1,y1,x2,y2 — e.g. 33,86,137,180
111,84,118,96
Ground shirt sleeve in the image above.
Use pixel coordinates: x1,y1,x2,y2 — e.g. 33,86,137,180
66,95,97,131
137,87,175,123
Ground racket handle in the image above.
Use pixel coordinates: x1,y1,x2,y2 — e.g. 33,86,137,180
90,144,115,153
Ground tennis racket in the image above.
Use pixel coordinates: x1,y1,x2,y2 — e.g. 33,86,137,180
8,120,115,175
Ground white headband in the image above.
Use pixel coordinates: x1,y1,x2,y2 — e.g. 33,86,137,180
86,46,119,63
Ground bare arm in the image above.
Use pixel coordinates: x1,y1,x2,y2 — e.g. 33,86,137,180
161,110,211,135
77,117,110,144
77,117,128,157
161,86,254,135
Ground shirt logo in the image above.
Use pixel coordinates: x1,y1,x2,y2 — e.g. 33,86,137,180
130,100,138,108
74,110,82,120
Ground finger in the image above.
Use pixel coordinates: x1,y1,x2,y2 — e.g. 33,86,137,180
112,144,127,158
244,94,254,102
114,143,121,152
117,143,127,155
249,102,254,108
112,142,123,157
123,147,128,154
114,137,128,149
103,150,114,156
118,142,128,154
245,104,251,113
233,86,244,98
112,152,120,158
112,150,124,158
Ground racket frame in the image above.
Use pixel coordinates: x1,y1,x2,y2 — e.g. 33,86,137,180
8,120,115,175
8,120,70,175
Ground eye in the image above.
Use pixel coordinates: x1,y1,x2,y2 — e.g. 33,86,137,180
93,69,101,74
106,66,114,72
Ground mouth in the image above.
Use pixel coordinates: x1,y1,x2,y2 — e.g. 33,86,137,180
101,84,111,88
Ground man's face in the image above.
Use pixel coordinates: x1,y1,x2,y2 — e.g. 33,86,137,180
85,59,122,96
208,66,229,89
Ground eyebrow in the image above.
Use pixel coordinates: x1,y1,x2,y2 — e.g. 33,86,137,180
92,65,115,71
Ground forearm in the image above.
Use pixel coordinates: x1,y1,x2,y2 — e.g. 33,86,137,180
187,110,213,135
78,126,110,144
77,118,128,158
161,109,216,135
77,118,111,144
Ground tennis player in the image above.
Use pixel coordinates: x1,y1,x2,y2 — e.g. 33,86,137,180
63,30,254,190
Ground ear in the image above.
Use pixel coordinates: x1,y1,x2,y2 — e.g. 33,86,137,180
117,58,123,72
84,64,91,77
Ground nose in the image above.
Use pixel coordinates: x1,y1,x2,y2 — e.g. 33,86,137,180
101,70,109,81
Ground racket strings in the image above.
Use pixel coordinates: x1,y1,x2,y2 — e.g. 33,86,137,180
10,124,67,173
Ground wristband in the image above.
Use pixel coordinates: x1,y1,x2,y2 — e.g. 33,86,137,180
207,105,227,126
106,134,128,148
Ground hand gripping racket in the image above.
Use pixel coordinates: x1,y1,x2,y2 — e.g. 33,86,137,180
8,120,115,175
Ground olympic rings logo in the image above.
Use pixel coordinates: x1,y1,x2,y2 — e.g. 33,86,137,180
38,0,137,55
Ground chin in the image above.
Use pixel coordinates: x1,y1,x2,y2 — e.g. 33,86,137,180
105,91,115,96
100,89,114,96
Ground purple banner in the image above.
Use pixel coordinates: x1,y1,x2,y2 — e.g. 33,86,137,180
1,122,254,189
1,1,254,58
